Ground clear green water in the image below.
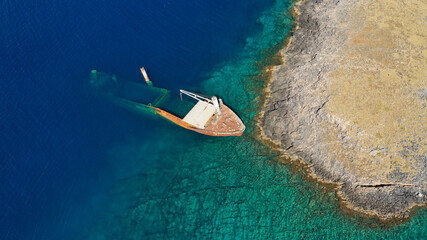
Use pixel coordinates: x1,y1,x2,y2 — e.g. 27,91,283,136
87,0,426,239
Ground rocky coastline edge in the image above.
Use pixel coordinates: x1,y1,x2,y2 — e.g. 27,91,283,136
259,0,426,220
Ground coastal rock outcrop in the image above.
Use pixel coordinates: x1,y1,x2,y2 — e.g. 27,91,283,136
260,0,426,219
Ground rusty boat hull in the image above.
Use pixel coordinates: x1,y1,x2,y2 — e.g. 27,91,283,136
153,103,245,136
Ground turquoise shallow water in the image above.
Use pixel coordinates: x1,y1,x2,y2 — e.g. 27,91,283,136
87,0,426,239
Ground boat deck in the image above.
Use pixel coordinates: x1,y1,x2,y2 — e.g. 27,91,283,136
203,105,244,134
153,103,245,136
183,101,217,129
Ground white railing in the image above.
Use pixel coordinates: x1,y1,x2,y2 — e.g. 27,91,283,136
180,89,212,103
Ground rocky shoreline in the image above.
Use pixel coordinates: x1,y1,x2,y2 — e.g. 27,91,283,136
260,0,426,219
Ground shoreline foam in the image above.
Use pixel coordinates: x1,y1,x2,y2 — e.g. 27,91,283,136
259,0,426,220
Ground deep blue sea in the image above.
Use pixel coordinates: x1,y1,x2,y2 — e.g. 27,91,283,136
1,0,426,239
1,1,274,239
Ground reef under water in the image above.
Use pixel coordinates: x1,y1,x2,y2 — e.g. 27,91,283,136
86,1,426,239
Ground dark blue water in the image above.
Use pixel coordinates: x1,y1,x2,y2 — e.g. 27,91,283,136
0,1,274,239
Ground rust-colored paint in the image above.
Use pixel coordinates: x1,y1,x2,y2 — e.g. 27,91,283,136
152,104,245,136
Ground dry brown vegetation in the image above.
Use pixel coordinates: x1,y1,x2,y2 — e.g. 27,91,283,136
325,0,426,183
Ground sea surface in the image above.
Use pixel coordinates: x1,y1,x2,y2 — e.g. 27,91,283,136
1,0,425,239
